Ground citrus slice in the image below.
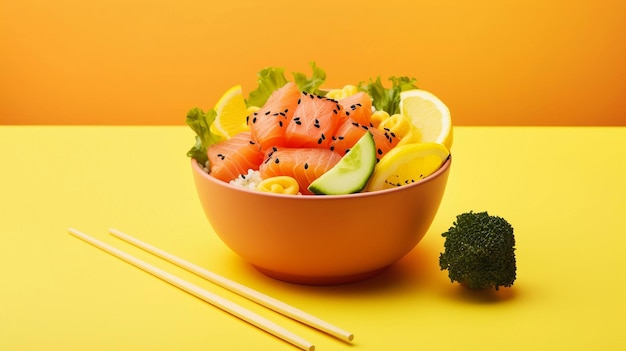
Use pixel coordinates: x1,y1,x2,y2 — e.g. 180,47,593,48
399,89,452,149
209,85,250,139
366,142,450,191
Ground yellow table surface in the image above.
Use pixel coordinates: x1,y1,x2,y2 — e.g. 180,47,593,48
1,126,625,351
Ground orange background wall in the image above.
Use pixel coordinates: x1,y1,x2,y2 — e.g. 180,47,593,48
1,0,624,126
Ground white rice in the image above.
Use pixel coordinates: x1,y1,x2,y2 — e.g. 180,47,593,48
229,169,263,190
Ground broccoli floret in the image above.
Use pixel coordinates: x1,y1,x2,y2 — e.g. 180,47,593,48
439,211,516,290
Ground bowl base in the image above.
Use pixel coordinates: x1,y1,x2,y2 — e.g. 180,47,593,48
252,265,389,285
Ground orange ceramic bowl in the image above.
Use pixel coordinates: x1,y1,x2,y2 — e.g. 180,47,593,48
191,157,451,285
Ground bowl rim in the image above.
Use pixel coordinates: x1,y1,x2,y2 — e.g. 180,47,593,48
192,155,451,200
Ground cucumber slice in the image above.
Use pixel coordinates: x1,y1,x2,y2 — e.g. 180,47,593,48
308,131,376,195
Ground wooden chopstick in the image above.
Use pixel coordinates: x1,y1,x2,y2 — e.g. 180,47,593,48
108,228,354,343
68,228,315,351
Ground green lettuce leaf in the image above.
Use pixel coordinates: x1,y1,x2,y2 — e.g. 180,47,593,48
246,68,289,108
292,61,327,95
185,107,220,166
358,76,418,115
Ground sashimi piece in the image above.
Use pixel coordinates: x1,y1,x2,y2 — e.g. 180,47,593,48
369,127,400,161
207,132,264,182
284,92,343,148
248,82,300,151
329,119,399,162
259,147,342,195
337,92,373,126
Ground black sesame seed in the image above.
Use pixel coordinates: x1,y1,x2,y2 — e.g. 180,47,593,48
345,111,350,116
274,158,280,164
304,163,309,169
279,121,283,127
297,98,301,104
252,117,257,123
377,148,383,155
265,110,271,115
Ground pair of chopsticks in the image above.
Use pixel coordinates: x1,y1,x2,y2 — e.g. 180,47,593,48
68,227,354,351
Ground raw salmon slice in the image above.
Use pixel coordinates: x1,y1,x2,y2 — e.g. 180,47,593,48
330,119,399,162
284,92,343,148
207,132,264,182
259,147,342,195
338,92,373,126
248,82,300,151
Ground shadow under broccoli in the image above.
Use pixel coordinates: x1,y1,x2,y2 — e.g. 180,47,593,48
439,211,517,290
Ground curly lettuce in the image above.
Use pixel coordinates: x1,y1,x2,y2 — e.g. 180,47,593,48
245,67,289,108
292,61,326,96
358,76,418,115
185,107,220,166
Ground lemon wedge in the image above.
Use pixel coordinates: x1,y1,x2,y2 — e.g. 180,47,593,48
366,142,450,191
399,89,453,149
209,85,250,139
